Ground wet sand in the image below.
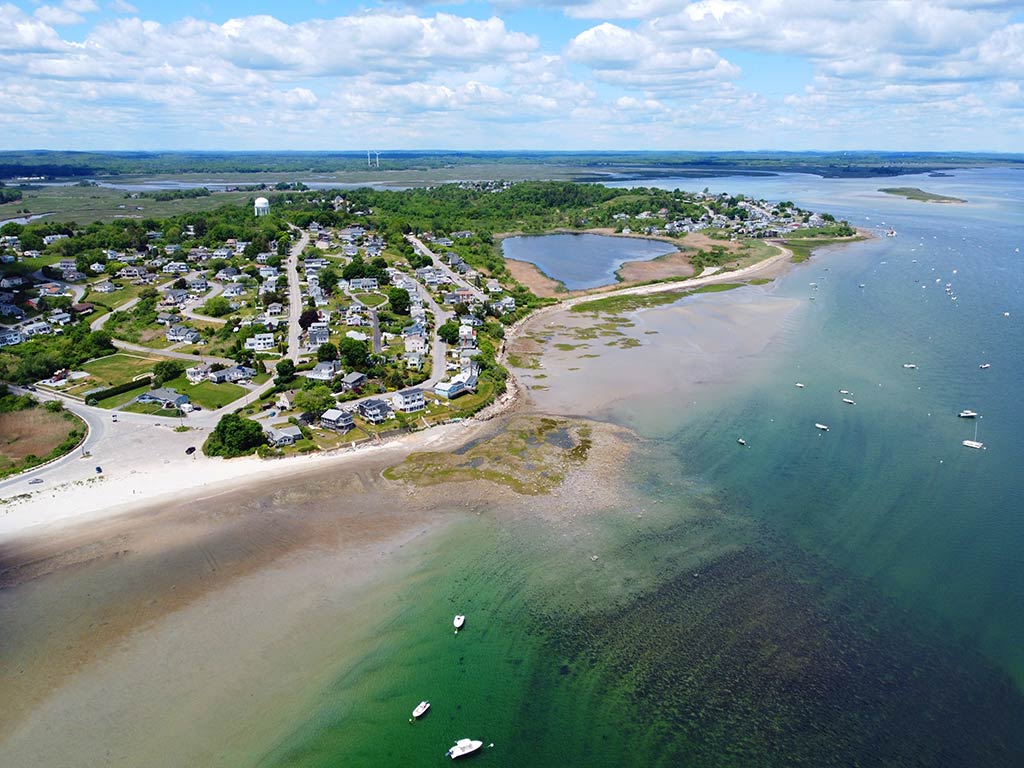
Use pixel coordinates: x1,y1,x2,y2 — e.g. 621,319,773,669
509,284,805,432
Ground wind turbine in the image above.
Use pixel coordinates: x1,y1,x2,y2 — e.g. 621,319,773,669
374,151,380,168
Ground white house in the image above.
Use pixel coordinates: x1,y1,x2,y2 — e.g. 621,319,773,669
244,333,276,352
320,408,354,432
393,388,426,413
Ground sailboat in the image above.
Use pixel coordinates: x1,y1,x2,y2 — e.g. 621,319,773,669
962,420,985,450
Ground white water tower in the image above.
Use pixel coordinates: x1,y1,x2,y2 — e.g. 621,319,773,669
254,197,270,217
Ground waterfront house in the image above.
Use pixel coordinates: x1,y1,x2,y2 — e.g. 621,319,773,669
358,399,390,424
266,425,303,447
186,363,211,384
393,388,426,413
320,408,355,432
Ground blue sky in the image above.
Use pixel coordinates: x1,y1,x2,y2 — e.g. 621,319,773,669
2,1,1022,151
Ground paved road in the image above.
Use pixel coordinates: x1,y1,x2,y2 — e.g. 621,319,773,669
369,308,382,353
285,227,310,361
407,235,487,303
180,277,227,325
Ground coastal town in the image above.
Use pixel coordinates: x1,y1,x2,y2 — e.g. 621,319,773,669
0,182,850,496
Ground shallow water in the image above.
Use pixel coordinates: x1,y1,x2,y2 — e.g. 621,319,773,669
3,167,1023,766
501,233,678,290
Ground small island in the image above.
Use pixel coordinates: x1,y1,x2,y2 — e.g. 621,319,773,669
878,187,966,204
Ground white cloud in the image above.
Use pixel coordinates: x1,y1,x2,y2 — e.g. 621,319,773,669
34,5,84,26
107,0,138,13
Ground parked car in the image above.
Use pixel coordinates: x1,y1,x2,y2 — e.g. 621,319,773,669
29,478,43,484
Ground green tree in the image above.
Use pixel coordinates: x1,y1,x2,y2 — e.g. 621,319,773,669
339,337,369,370
275,358,296,385
317,342,338,362
152,360,184,386
293,384,335,417
202,296,232,317
203,413,266,457
173,277,187,290
387,287,410,315
437,320,460,345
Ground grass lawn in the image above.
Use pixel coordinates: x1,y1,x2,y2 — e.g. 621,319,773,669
81,352,160,386
164,374,248,409
353,292,388,308
95,382,152,409
122,401,182,416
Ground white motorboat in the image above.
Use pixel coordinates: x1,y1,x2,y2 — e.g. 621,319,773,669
979,363,991,369
903,363,917,369
815,423,830,431
446,739,484,759
958,410,978,419
412,701,430,719
453,615,465,631
795,382,805,388
842,398,856,405
962,421,985,450
737,438,747,446
839,389,851,395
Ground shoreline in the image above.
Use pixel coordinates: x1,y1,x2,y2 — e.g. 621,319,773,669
0,232,860,543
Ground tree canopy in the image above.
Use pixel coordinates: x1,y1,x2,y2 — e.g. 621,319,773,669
203,413,266,458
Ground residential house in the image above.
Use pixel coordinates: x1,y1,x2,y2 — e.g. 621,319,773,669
0,303,24,319
43,233,69,246
48,311,72,326
307,322,330,348
494,296,516,314
70,302,94,316
404,334,427,355
486,279,502,294
358,399,390,424
348,277,378,291
434,370,478,400
187,278,208,293
57,258,77,272
0,276,25,289
404,352,423,370
93,281,117,293
215,267,239,282
393,388,426,413
276,390,297,411
166,324,200,344
21,321,53,338
137,388,189,408
156,312,178,325
89,262,107,274
266,302,284,316
340,371,367,392
258,266,278,280
223,284,247,298
0,329,23,347
320,408,354,432
186,363,211,384
457,325,477,350
266,425,303,447
244,333,276,352
161,289,190,307
306,360,340,382
208,365,256,384
117,266,147,280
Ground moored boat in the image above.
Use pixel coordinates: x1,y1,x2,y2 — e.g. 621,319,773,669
446,739,484,759
795,382,805,388
903,363,917,369
737,438,747,446
979,363,991,369
815,423,829,431
958,410,978,418
842,398,856,405
453,614,465,631
412,701,430,719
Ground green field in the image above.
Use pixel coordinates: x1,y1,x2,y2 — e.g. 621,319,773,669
0,185,257,225
163,374,248,409
80,352,159,384
352,292,387,308
95,382,152,409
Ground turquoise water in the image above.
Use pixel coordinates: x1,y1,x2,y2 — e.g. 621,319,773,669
501,232,678,289
257,168,1024,766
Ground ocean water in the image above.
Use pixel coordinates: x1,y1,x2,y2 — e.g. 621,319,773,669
501,232,678,289
259,168,1024,766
